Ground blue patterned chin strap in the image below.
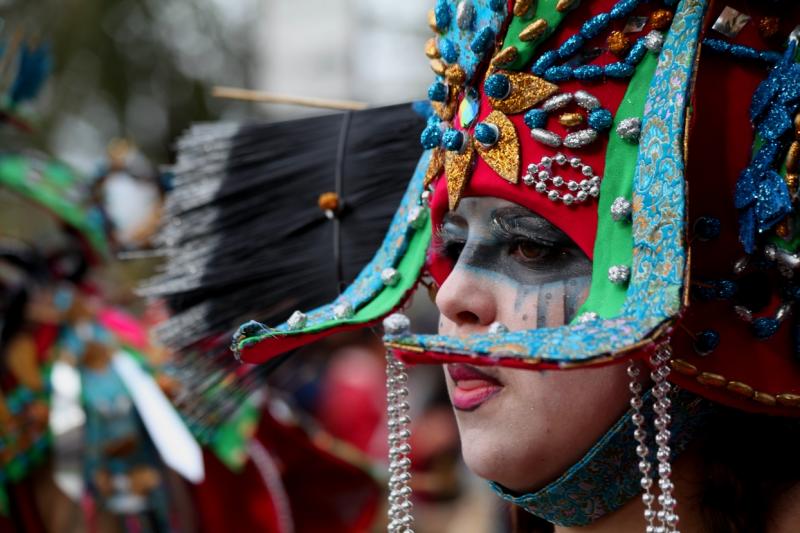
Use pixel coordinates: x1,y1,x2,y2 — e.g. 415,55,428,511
488,388,714,527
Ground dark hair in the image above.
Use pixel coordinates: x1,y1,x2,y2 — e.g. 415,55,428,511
511,409,800,533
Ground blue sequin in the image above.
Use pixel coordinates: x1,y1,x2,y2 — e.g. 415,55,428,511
693,216,721,240
588,108,613,131
471,26,496,54
604,62,635,78
474,122,499,146
544,65,572,82
625,40,648,66
484,73,511,99
715,280,737,299
558,35,585,59
694,330,720,355
524,108,548,129
489,0,504,11
428,81,448,102
729,44,760,62
434,0,451,31
752,317,780,339
532,50,559,76
754,171,792,230
609,0,639,20
440,39,460,63
580,13,611,40
574,64,603,81
442,128,464,151
420,125,443,149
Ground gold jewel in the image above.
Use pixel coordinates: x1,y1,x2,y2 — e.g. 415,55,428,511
558,112,584,127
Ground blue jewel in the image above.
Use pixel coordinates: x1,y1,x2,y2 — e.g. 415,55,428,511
609,0,639,20
729,44,760,61
752,317,780,339
604,62,635,78
693,216,721,240
625,40,648,66
532,50,559,76
435,0,451,30
428,81,448,102
474,122,499,146
485,73,511,99
420,125,443,149
588,108,613,131
544,65,572,82
558,35,585,59
237,320,269,338
442,128,465,151
471,27,496,55
440,39,460,63
761,51,782,64
694,329,720,355
715,280,737,299
754,170,792,231
524,108,548,129
489,0,505,11
580,13,611,40
574,64,603,81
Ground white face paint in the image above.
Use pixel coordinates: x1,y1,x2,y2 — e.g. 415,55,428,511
435,197,630,492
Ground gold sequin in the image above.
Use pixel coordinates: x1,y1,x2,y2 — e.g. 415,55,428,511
754,391,777,406
424,148,444,187
606,30,631,57
427,9,440,33
696,372,726,387
491,46,519,67
558,112,584,127
430,58,446,76
726,381,754,398
445,64,466,87
556,0,580,13
758,16,780,39
776,393,800,408
671,358,698,376
519,19,548,42
488,71,559,115
649,9,674,31
424,37,440,59
317,192,340,212
476,110,520,183
513,0,533,18
445,140,476,210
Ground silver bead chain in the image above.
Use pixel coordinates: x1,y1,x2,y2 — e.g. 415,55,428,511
628,342,680,533
386,350,414,533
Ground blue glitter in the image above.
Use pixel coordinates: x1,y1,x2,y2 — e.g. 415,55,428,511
442,128,465,151
604,62,635,78
574,64,603,81
426,113,441,127
474,122,499,146
440,39,460,63
715,280,737,299
544,65,572,82
471,26,496,54
755,171,792,230
434,0,451,31
625,40,648,66
532,50,559,75
580,13,611,40
729,44,760,62
609,0,639,20
752,317,780,339
484,73,511,99
588,108,613,131
761,51,782,64
420,125,443,149
693,216,721,240
428,81,448,102
558,35,585,59
524,108,548,129
489,0,505,11
694,329,720,355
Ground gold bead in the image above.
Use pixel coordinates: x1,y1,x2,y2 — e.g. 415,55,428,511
558,112,584,127
670,358,698,376
726,381,754,398
519,19,548,42
753,391,777,406
785,173,799,194
445,64,466,86
427,9,440,33
491,46,519,67
556,0,580,13
776,393,800,408
317,192,340,212
430,58,446,76
776,220,790,238
649,9,673,31
786,141,800,174
758,16,780,39
424,37,440,59
606,30,631,57
513,0,533,18
696,372,726,387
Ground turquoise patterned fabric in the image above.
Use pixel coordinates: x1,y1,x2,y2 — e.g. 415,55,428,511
489,389,715,526
385,0,708,366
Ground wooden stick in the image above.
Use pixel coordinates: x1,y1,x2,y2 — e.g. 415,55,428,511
212,86,369,111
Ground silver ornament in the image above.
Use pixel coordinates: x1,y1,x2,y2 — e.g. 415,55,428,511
541,92,573,112
381,267,402,287
531,128,562,147
608,264,631,285
644,30,665,53
616,117,642,143
574,89,600,110
408,204,429,229
383,313,411,335
564,128,598,148
332,302,354,320
287,310,307,330
610,196,633,221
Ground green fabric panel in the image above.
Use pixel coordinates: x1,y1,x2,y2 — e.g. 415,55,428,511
501,0,565,71
210,397,259,472
576,52,660,319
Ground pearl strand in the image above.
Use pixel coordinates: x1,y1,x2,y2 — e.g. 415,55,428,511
386,350,414,533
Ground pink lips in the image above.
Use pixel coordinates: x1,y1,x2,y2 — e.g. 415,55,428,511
446,363,503,411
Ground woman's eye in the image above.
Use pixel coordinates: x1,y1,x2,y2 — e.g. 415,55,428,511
510,240,551,261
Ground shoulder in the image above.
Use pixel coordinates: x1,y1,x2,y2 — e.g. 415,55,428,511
771,482,800,533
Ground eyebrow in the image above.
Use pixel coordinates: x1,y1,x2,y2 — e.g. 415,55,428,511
490,207,568,242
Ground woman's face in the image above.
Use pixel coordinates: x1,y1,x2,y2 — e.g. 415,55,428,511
435,197,630,492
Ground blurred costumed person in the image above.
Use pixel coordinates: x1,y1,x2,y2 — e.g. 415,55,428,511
231,1,800,532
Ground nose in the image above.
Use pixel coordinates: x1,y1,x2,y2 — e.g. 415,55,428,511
435,264,498,335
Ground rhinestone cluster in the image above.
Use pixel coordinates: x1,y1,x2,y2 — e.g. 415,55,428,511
522,153,601,205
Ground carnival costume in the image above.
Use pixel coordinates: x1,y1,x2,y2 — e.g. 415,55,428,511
218,0,800,531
